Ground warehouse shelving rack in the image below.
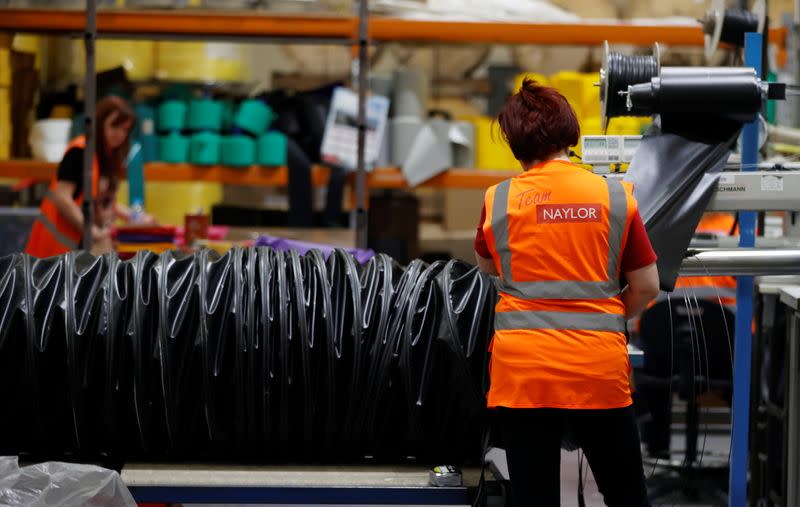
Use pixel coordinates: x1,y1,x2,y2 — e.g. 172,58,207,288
0,5,792,506
0,4,375,245
0,7,789,247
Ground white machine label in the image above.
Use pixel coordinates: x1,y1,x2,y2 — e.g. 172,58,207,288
719,174,735,184
717,185,746,193
761,175,784,192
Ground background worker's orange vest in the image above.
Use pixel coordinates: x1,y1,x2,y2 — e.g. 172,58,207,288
25,136,99,258
482,160,638,410
655,212,737,313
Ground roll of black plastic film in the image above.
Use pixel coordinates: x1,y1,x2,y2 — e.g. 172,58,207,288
628,73,763,123
719,9,760,46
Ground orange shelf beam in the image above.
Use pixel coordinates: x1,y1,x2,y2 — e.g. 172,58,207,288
0,8,786,49
0,9,356,39
0,159,58,181
0,160,513,189
363,167,517,189
371,19,787,47
0,160,332,187
143,163,333,187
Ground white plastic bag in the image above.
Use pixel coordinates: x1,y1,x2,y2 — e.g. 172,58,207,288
0,457,136,507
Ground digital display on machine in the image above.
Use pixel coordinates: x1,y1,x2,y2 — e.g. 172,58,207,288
624,138,641,151
583,138,608,149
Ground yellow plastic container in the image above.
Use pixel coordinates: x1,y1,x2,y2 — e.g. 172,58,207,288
580,73,601,120
117,181,223,226
69,39,155,81
606,117,643,136
12,35,41,69
0,49,9,87
549,71,590,120
50,105,74,120
548,71,602,123
463,115,519,170
0,88,10,142
156,42,247,82
512,72,549,92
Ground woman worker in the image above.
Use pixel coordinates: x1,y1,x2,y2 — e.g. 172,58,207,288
26,96,143,257
474,80,660,507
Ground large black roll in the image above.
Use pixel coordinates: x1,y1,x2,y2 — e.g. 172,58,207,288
0,248,495,464
627,73,763,123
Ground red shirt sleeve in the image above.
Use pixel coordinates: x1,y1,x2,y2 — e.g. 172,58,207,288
474,203,492,259
620,211,657,273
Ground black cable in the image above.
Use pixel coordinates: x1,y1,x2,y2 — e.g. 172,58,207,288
577,450,587,507
605,51,659,121
471,427,491,507
729,213,739,237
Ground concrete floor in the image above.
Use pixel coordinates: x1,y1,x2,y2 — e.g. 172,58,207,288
184,434,731,507
559,433,731,507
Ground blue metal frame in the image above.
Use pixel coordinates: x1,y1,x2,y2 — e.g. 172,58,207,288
729,31,762,507
128,485,472,504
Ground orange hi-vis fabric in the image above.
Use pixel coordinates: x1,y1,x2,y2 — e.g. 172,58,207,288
25,136,99,258
482,160,638,409
655,212,737,313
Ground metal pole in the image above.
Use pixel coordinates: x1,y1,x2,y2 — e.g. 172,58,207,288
353,0,369,249
680,248,800,276
795,0,800,127
82,0,97,250
729,31,763,507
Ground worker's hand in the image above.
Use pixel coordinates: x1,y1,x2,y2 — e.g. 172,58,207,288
138,212,157,226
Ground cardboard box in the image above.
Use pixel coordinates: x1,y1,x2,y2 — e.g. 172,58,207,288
444,188,485,231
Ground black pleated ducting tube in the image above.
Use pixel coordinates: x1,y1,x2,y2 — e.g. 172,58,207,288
0,248,496,464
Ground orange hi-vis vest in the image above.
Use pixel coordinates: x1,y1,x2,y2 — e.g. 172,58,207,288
482,160,638,409
25,136,99,258
656,212,737,313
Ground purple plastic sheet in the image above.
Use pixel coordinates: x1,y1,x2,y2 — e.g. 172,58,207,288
255,234,375,264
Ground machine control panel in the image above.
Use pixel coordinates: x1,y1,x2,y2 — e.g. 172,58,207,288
581,135,642,165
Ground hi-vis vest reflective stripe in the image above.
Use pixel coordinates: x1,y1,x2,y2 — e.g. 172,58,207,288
25,136,99,258
488,175,630,333
34,195,80,250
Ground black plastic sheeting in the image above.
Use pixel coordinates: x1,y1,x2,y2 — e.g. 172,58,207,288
625,120,740,291
0,248,495,464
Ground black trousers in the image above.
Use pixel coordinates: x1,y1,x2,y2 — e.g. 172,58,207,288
496,406,650,507
286,139,313,228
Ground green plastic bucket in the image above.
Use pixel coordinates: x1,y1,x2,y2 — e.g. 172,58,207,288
158,133,190,163
234,99,275,136
220,135,256,167
189,131,222,165
187,98,224,132
157,100,187,133
257,131,288,166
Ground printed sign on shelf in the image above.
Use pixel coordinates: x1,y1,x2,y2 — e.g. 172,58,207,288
320,87,390,172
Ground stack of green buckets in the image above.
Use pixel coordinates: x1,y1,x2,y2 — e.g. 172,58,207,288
157,96,287,168
224,98,288,167
157,100,189,163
